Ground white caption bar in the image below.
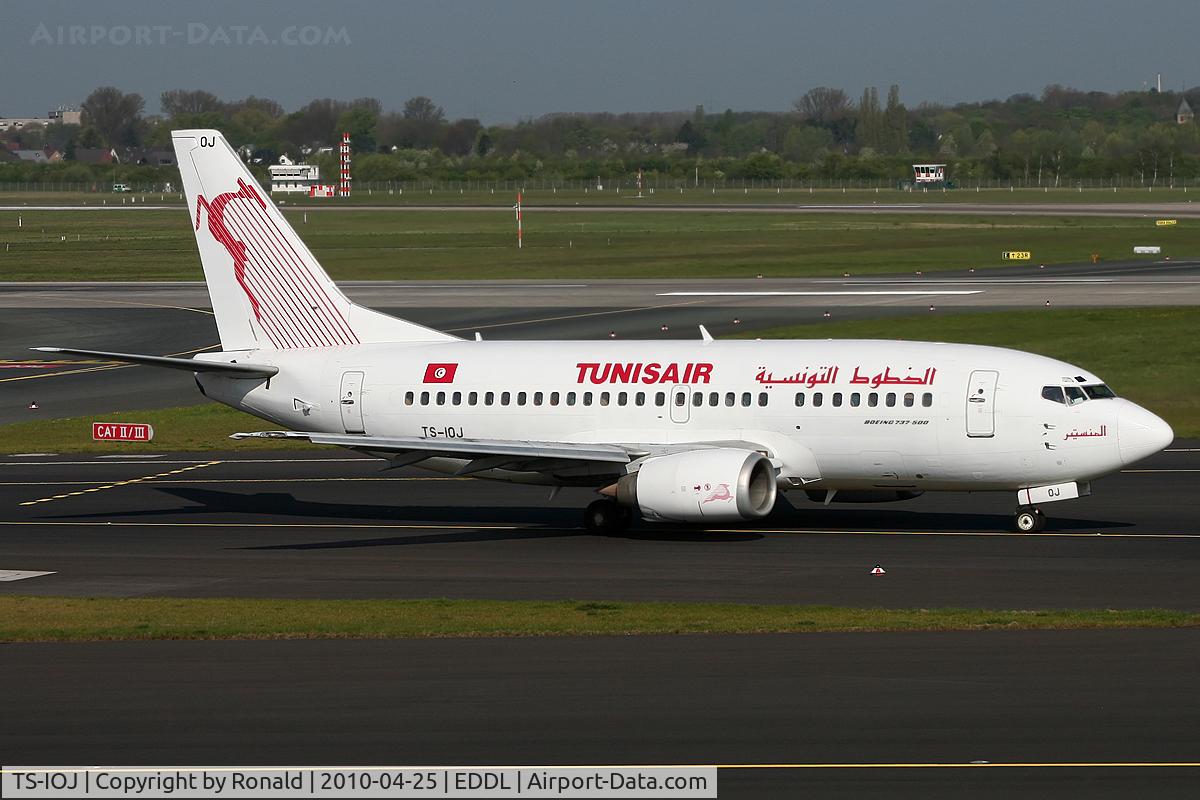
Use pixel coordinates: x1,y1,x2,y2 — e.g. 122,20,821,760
1,767,717,798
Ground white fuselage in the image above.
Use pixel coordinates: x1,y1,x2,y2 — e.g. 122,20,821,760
197,338,1170,494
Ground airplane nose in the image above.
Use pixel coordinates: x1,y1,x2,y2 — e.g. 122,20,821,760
1118,403,1174,465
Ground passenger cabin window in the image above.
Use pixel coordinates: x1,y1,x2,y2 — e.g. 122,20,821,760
812,392,823,408
832,392,843,408
404,391,414,406
618,391,628,406
741,392,752,407
758,392,768,407
420,391,430,405
850,392,861,407
550,391,560,406
903,392,914,407
436,391,446,406
725,392,735,407
868,392,879,408
584,391,594,406
485,391,495,406
1042,386,1066,404
636,392,646,406
468,391,478,406
517,391,527,406
533,391,543,406
452,391,462,405
1064,386,1087,406
794,392,805,407
567,391,577,406
922,392,933,408
709,392,719,407
600,391,611,407
674,391,686,407
655,391,665,407
501,391,511,406
692,392,703,407
885,392,896,408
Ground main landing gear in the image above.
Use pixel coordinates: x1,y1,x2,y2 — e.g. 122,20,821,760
584,499,632,534
1013,507,1046,533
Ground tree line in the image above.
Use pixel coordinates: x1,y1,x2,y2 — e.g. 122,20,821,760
4,83,1200,186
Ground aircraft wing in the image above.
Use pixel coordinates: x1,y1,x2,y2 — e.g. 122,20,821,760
230,430,641,475
31,347,278,378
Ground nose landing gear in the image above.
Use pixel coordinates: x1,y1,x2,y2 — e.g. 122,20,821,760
1014,507,1046,533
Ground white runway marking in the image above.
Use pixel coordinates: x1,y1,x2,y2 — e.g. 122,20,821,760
0,570,56,582
656,290,984,297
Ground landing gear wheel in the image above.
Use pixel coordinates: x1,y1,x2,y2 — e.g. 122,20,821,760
584,499,632,534
1014,507,1046,533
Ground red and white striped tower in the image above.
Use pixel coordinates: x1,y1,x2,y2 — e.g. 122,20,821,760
338,132,351,197
514,191,523,249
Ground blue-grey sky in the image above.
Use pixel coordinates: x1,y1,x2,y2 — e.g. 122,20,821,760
4,0,1199,122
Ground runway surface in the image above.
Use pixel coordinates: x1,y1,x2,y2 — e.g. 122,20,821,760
3,259,1199,424
3,265,1197,796
3,631,1198,797
0,446,1196,607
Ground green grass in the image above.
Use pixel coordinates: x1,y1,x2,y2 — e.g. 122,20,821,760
1,596,1195,641
1,403,316,454
2,308,1194,453
742,307,1198,436
0,208,1195,281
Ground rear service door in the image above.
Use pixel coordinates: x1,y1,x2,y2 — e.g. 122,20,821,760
966,370,998,438
340,371,365,433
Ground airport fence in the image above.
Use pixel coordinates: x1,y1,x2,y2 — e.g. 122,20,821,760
2,177,1200,194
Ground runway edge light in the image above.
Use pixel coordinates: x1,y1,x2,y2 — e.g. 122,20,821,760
870,565,886,575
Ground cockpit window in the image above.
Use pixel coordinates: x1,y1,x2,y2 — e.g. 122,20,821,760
1064,386,1087,406
1083,384,1117,399
1041,386,1066,404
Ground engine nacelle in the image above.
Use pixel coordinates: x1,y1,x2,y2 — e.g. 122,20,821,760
615,448,778,523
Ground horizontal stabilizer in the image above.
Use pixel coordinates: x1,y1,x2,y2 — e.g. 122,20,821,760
31,347,278,378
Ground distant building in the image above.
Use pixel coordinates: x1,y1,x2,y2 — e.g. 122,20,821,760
74,148,116,165
13,149,49,163
0,107,81,131
48,108,81,125
1177,97,1194,124
912,163,947,186
269,156,321,193
118,147,176,166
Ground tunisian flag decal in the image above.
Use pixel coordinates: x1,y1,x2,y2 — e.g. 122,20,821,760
423,363,458,383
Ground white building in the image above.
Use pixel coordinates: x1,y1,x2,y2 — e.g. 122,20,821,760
912,163,947,185
268,156,321,193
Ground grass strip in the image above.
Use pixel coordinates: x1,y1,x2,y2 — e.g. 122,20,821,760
2,208,1195,280
1,403,318,453
1,596,1197,642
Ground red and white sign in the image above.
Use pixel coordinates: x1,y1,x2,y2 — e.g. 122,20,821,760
92,422,154,442
423,363,458,383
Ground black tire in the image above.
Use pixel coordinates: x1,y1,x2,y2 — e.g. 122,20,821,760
584,499,631,533
1014,508,1046,533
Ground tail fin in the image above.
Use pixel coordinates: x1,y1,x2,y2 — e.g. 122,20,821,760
171,129,456,350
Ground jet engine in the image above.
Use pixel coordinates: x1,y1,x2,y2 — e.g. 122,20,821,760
613,448,777,523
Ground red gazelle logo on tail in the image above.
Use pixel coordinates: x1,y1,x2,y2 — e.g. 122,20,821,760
194,178,358,349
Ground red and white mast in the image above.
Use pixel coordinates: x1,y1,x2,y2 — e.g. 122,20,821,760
338,132,351,197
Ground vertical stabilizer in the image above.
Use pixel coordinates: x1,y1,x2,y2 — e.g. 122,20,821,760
171,129,455,350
